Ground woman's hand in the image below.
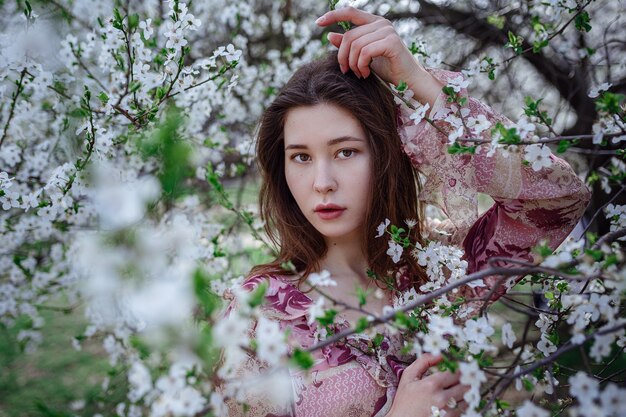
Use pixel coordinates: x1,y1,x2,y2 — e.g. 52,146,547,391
315,7,444,108
386,354,469,417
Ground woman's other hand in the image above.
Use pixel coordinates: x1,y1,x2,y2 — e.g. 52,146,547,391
315,7,443,107
386,354,469,417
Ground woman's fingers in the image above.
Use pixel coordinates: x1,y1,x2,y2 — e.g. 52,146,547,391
349,27,396,77
316,6,380,27
326,32,343,48
333,19,390,77
443,397,469,417
427,371,462,389
401,353,442,382
317,7,397,78
443,407,463,417
444,382,470,402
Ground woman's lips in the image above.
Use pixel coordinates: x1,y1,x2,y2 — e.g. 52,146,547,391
315,208,345,220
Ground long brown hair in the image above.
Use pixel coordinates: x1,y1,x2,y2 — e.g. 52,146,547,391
251,52,426,289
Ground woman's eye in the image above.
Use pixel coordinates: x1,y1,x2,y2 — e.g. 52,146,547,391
293,154,310,163
337,149,355,159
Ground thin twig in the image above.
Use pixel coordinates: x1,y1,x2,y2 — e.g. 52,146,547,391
307,266,532,352
505,323,626,380
0,68,27,149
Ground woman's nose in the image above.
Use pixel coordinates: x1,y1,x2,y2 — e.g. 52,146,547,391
313,164,337,194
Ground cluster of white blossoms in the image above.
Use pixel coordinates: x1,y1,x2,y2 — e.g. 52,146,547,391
413,240,471,293
123,357,207,417
605,204,626,238
568,372,626,416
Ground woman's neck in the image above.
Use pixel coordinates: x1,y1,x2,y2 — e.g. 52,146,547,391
318,236,369,282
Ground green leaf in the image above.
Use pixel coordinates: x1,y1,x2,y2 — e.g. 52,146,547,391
193,268,221,317
69,107,89,118
585,232,598,245
409,41,425,55
574,11,592,32
316,309,337,327
522,377,535,391
447,142,476,155
395,81,408,93
355,287,369,307
128,13,140,31
372,333,384,347
112,8,124,30
248,282,268,308
584,248,604,262
130,80,142,93
604,253,619,268
155,86,166,100
504,31,524,54
291,349,314,370
97,91,109,105
532,39,549,53
438,355,459,372
596,92,625,114
130,336,151,360
280,260,297,274
141,107,193,200
496,399,510,410
530,16,545,34
492,122,522,145
355,317,369,333
534,242,553,258
487,14,505,30
556,140,574,153
24,0,32,17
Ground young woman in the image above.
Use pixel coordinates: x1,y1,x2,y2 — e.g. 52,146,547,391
222,7,590,417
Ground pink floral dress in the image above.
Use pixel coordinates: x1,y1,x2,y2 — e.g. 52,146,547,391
223,69,591,417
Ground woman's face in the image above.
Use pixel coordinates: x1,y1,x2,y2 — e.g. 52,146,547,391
284,103,372,244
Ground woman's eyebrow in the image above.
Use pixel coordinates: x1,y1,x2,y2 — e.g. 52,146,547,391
328,136,365,146
284,136,365,150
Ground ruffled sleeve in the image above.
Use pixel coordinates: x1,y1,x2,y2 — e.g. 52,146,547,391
397,69,591,299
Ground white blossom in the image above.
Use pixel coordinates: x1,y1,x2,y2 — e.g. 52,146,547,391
524,144,552,171
128,361,153,402
588,82,612,98
569,371,600,406
386,240,404,263
516,401,549,417
409,102,430,125
459,360,486,388
307,297,325,325
600,383,626,416
447,75,469,92
501,322,516,348
307,270,337,287
255,316,287,366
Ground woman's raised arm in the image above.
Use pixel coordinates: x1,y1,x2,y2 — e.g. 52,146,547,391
316,7,443,109
317,7,590,302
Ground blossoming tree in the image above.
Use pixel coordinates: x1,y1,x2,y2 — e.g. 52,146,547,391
0,0,624,416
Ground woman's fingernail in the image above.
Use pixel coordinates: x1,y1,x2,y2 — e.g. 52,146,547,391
315,15,325,24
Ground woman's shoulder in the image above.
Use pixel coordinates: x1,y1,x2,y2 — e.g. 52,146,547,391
241,272,301,294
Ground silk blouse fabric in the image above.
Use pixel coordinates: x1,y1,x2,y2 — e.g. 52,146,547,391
222,69,591,417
